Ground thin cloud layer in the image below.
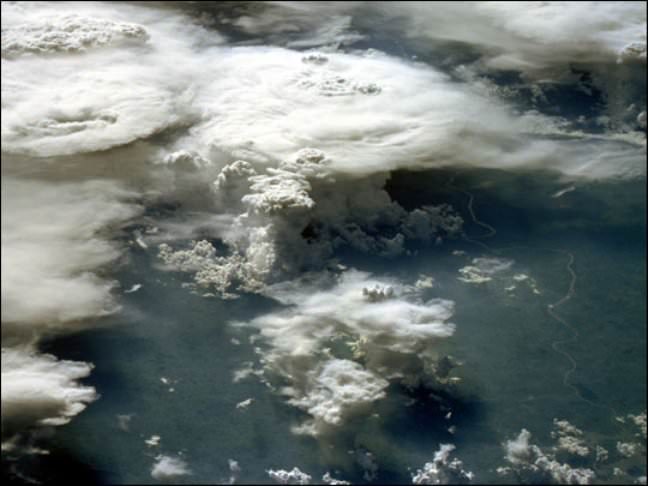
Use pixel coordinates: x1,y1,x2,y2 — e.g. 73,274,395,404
1,178,140,334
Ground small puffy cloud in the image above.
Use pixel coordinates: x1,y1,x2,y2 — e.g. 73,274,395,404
617,441,639,458
628,411,647,438
412,443,474,484
458,257,514,284
228,459,241,484
322,472,350,485
267,467,312,485
501,428,596,485
551,419,590,457
235,398,254,410
151,454,191,482
145,435,161,447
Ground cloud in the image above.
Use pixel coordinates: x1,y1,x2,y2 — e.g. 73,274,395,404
551,419,590,457
151,454,192,482
1,0,645,471
1,177,140,335
617,441,639,458
288,359,388,433
1,1,211,157
1,177,138,452
498,416,648,484
628,411,647,438
211,1,363,49
458,257,514,284
1,61,193,157
228,458,241,484
375,2,646,74
233,269,457,434
412,443,474,484
1,348,96,445
322,472,350,485
499,426,597,485
254,270,455,356
1,14,149,59
189,46,620,177
4,1,644,174
267,467,312,485
158,151,464,298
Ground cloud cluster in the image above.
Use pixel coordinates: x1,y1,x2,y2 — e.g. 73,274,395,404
1,14,148,58
265,466,351,485
4,1,644,175
458,257,514,284
551,419,590,458
1,177,138,451
1,1,206,157
497,416,648,485
195,2,646,177
499,428,596,485
411,443,474,484
1,0,645,474
628,411,647,438
235,270,457,434
158,150,464,297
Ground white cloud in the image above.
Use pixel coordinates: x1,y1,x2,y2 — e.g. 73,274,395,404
458,257,514,284
1,1,213,157
1,177,137,452
186,45,644,179
617,441,639,458
322,472,350,485
1,14,149,59
151,454,192,482
288,359,388,432
412,443,474,484
235,398,254,410
267,467,312,485
145,435,161,447
551,419,590,457
228,459,241,484
1,178,140,332
234,269,457,434
159,153,463,297
628,411,647,438
501,428,596,484
1,347,96,444
1,0,645,469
